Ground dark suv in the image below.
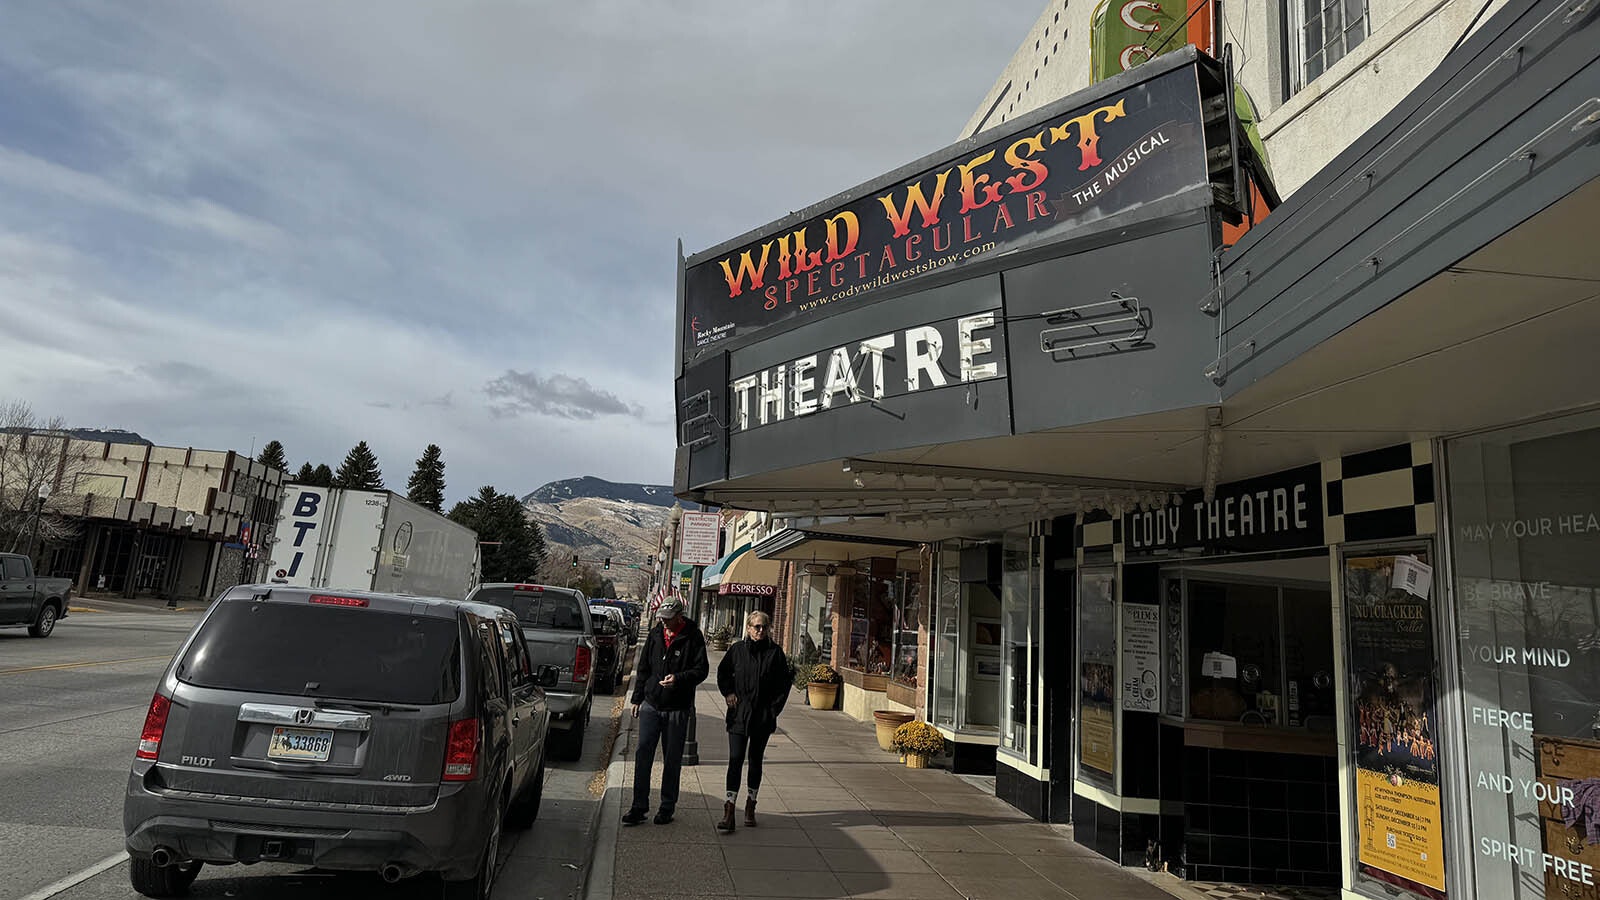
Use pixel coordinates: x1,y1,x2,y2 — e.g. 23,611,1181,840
122,585,554,898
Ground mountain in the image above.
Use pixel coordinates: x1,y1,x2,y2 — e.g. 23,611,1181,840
522,476,673,507
520,478,675,583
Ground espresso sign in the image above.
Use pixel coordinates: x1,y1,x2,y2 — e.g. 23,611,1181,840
682,61,1209,355
1124,464,1324,556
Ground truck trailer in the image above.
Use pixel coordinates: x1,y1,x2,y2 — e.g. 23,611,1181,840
267,486,480,598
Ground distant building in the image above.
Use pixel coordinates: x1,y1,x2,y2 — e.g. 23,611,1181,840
2,431,282,601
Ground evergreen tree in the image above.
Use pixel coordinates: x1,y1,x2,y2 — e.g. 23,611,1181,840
310,464,335,487
292,462,314,483
405,444,446,513
449,485,547,583
256,440,288,474
333,441,384,491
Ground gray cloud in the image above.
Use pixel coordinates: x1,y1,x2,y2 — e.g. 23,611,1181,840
0,2,1040,506
485,371,642,420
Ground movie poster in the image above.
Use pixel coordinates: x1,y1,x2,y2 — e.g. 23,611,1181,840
1345,552,1447,898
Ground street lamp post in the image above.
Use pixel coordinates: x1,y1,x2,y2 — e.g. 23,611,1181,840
28,482,51,568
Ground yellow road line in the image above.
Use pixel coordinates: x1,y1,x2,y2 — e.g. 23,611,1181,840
0,654,171,676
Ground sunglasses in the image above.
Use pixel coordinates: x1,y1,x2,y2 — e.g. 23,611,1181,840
748,623,768,630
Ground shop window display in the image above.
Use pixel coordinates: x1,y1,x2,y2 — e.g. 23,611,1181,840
891,570,921,688
1448,412,1600,900
1001,529,1039,759
791,573,830,670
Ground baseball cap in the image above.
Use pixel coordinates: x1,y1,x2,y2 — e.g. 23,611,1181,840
655,598,684,619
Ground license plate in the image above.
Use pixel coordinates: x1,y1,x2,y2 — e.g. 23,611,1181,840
267,727,334,762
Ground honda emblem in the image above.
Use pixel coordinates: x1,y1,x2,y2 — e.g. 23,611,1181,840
294,709,314,725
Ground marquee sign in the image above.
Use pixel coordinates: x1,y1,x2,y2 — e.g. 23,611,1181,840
682,61,1209,356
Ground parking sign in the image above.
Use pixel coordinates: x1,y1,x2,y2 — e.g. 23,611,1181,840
678,511,721,566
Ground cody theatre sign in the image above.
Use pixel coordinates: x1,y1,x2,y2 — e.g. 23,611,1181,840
682,60,1208,356
1124,464,1324,555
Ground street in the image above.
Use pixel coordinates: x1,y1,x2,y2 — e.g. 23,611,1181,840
1,601,626,900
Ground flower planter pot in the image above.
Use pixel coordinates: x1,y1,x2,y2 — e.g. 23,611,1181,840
904,753,929,769
873,711,915,752
807,682,839,710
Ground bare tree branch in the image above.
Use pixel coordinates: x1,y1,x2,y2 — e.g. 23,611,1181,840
0,400,93,554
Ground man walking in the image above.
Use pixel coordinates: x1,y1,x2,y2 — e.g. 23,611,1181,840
623,597,708,826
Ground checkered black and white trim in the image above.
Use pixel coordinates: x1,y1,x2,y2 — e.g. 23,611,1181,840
1322,441,1435,544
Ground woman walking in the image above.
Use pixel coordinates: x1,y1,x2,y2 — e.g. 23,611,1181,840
715,610,790,832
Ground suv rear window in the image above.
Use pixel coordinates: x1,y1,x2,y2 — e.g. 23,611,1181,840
177,600,461,704
474,587,586,630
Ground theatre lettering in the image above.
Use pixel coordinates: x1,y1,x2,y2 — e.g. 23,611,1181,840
729,311,1004,432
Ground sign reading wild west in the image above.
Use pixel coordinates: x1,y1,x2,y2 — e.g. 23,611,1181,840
682,62,1210,354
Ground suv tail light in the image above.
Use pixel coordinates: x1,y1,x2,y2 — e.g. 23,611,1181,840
442,718,479,781
137,693,172,760
573,645,592,684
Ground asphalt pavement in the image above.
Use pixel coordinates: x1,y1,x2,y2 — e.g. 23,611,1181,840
1,602,630,900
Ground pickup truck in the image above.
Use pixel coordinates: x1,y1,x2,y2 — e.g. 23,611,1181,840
0,552,72,637
465,582,595,760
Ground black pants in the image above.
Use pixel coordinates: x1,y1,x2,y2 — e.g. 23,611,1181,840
726,729,772,795
632,703,689,814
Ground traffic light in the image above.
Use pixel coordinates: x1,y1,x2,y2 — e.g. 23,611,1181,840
603,557,611,570
570,554,578,568
645,554,654,567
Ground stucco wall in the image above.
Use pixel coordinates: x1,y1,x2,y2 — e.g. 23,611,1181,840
963,0,1516,197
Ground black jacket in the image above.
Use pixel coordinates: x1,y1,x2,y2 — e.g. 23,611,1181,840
630,618,709,711
716,638,790,736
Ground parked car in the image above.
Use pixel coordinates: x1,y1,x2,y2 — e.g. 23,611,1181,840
0,552,71,637
122,585,555,899
466,583,594,760
587,604,629,693
590,599,638,645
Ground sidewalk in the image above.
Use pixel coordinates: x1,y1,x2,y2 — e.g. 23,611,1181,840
588,671,1191,900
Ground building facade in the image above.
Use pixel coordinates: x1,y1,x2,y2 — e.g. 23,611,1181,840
2,430,283,601
671,0,1599,897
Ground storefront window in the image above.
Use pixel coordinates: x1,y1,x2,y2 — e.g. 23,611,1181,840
844,567,896,675
891,569,921,688
1449,412,1600,900
1079,567,1117,783
791,573,830,669
1182,578,1332,728
1001,528,1038,758
933,547,960,728
964,579,1002,731
1188,582,1283,724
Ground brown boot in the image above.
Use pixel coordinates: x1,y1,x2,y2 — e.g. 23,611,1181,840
744,797,758,827
716,801,736,833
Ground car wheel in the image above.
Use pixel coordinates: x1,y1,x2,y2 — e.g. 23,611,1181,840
129,857,201,897
444,795,504,900
596,671,615,695
28,603,58,638
506,754,546,829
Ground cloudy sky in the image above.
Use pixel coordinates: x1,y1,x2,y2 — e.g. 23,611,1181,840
0,2,1042,506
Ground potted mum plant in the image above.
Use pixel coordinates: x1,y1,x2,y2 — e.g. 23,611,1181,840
707,625,732,651
891,720,945,769
807,663,842,710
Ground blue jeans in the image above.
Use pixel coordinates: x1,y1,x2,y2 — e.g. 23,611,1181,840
631,703,690,814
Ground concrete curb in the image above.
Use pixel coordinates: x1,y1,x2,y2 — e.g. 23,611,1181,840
581,703,634,900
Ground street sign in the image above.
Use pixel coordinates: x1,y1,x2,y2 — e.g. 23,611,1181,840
678,511,721,565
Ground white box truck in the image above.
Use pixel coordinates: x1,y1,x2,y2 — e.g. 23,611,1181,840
267,486,481,598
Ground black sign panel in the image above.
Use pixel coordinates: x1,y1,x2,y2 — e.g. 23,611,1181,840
1124,464,1325,556
683,62,1208,356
